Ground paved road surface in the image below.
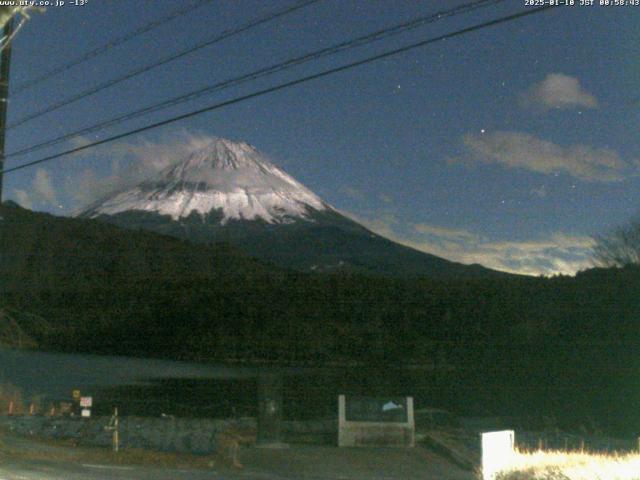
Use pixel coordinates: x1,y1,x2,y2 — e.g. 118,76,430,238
0,460,274,480
0,432,474,480
0,447,475,480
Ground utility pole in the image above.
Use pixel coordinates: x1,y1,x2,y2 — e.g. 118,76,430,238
0,16,14,203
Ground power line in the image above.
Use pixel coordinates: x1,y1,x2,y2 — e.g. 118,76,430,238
5,0,507,160
5,0,323,130
12,0,217,95
0,5,554,176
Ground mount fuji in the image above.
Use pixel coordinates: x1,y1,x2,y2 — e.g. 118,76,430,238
79,138,503,278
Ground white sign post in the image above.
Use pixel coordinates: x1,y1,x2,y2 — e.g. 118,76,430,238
80,397,92,418
481,430,515,480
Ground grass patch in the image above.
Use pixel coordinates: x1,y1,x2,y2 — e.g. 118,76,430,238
494,449,640,480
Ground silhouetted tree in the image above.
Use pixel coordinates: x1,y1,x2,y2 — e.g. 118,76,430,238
592,218,640,267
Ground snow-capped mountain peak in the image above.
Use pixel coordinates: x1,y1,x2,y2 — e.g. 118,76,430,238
81,138,329,224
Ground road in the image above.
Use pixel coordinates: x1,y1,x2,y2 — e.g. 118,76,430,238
0,459,280,480
0,430,474,480
0,448,475,480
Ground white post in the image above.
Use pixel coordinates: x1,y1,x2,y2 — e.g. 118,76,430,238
338,395,346,447
406,397,415,448
481,430,515,480
113,407,119,453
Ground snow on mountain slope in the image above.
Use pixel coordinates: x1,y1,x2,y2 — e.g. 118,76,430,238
82,138,329,224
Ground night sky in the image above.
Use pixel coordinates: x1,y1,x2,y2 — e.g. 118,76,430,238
3,0,638,276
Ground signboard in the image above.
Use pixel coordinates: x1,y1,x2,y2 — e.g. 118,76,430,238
481,430,515,480
345,396,408,423
72,390,81,400
81,408,91,418
338,395,415,447
79,397,92,408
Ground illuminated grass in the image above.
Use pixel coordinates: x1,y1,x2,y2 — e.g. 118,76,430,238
494,449,640,480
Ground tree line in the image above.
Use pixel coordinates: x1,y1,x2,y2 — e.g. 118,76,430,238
2,201,639,435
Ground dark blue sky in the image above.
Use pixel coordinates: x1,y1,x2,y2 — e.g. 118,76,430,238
4,0,639,275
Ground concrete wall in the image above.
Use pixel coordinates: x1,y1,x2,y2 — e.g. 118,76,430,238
0,415,337,453
0,415,254,454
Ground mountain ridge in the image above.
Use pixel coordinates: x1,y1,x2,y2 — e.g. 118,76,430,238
79,138,512,278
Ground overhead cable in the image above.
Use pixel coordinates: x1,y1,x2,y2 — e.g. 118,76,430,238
0,5,554,176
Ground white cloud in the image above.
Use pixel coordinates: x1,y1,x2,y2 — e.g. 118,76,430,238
108,134,213,173
344,211,594,276
66,168,106,207
66,135,93,157
341,210,400,240
340,186,365,201
33,169,57,205
520,73,598,111
65,131,223,212
413,224,478,242
12,189,32,209
466,234,595,276
461,131,633,182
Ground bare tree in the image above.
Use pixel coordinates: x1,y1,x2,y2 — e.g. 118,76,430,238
592,219,640,268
